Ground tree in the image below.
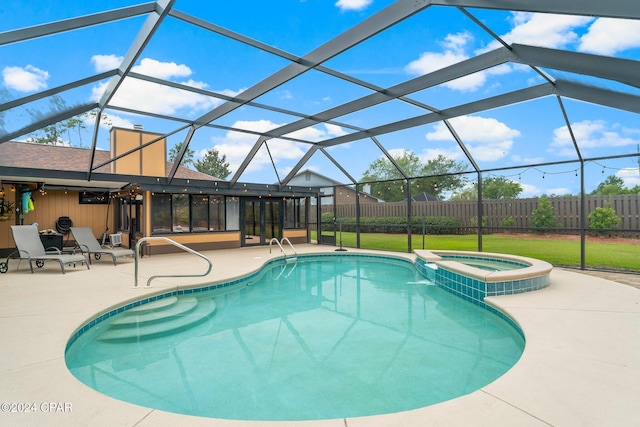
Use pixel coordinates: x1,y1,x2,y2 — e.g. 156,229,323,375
26,96,69,145
451,176,522,200
590,175,627,195
63,117,86,147
27,123,67,145
194,147,231,179
168,142,195,166
361,151,467,201
482,176,522,199
449,185,476,200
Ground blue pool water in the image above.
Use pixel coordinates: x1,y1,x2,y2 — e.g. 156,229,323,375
65,254,524,421
440,255,528,272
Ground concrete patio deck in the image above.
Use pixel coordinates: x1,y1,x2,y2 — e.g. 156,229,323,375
0,244,638,427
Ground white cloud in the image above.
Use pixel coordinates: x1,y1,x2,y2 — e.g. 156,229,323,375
545,187,572,196
404,31,517,92
617,168,640,188
132,58,192,79
90,56,239,116
212,120,346,175
405,13,593,92
91,79,224,115
283,123,348,142
211,120,310,173
511,154,545,164
335,0,372,12
578,18,640,55
425,115,521,161
278,90,293,100
484,12,593,51
420,147,464,162
519,182,542,198
2,65,49,92
91,54,122,72
405,32,491,92
551,120,640,156
323,123,348,137
90,113,134,130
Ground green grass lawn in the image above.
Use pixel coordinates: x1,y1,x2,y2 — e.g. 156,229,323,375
316,232,640,271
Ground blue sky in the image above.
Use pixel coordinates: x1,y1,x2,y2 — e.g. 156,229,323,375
1,0,640,197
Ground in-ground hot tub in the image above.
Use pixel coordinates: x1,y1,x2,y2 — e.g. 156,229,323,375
415,250,553,304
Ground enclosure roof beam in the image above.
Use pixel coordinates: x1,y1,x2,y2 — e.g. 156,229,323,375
0,103,97,145
184,0,432,131
88,0,176,180
555,80,640,114
556,96,583,163
0,70,116,114
229,137,267,186
280,146,320,191
511,44,640,89
442,120,480,172
320,148,358,185
171,8,441,115
371,136,410,180
260,47,512,140
127,72,361,133
429,0,640,20
0,3,157,46
106,105,317,146
316,83,555,148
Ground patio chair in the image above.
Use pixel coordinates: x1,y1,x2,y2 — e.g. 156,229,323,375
8,225,89,274
71,226,134,265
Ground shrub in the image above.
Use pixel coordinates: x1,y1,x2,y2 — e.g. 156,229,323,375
320,213,461,234
501,216,516,227
468,215,487,227
530,196,561,232
588,201,620,236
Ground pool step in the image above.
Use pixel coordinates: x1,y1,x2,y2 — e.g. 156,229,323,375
109,297,199,328
98,297,216,343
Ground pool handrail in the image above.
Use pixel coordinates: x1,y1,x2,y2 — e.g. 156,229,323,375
281,237,298,261
133,236,212,288
269,237,298,262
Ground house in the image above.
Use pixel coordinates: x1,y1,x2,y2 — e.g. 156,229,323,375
0,128,316,257
408,191,439,202
288,169,382,205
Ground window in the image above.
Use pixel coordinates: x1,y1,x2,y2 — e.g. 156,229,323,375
151,193,171,233
209,196,225,230
150,193,231,234
225,197,239,230
284,198,306,229
191,195,209,232
79,191,109,204
172,194,189,232
116,198,130,231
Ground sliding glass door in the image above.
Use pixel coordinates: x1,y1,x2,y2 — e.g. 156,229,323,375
242,198,281,246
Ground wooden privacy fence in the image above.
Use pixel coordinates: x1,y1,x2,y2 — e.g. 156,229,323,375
318,195,640,236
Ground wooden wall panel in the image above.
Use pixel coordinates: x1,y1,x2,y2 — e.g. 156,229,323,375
1,190,111,249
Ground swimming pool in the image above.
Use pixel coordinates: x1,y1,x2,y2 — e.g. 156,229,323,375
65,254,524,421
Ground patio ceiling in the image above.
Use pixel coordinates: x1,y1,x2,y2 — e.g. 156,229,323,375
1,0,639,194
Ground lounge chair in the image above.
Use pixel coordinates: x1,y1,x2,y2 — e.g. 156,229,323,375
8,225,89,274
71,226,134,265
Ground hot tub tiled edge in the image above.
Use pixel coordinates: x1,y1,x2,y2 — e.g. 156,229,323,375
414,250,552,299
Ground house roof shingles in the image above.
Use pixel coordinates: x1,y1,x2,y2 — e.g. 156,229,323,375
0,141,219,182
